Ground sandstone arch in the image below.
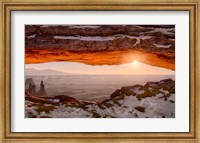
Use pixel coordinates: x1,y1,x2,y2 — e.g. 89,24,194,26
25,25,175,70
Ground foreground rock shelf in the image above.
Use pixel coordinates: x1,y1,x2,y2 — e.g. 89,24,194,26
25,78,175,118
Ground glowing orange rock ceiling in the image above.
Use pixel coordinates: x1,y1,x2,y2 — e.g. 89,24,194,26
25,25,175,70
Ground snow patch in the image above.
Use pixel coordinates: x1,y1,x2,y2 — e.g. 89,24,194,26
54,36,115,41
131,87,145,94
154,44,171,48
53,35,151,43
160,88,169,94
143,28,175,35
126,35,151,46
27,34,36,39
47,99,60,102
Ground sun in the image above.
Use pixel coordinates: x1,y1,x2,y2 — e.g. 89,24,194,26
132,60,138,65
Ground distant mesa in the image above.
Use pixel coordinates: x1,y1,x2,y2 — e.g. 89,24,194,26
25,68,74,75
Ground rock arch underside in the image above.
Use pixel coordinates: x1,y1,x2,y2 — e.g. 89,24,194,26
25,25,175,70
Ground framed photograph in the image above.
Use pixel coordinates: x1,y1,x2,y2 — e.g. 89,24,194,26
0,0,199,142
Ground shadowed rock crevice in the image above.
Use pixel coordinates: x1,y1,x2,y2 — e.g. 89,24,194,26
25,25,175,70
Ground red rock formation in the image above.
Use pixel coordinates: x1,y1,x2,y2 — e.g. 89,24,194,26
25,25,175,70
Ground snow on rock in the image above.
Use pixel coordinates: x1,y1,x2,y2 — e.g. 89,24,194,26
168,94,175,101
47,105,92,118
53,36,116,41
25,78,175,118
53,35,151,43
48,99,60,102
27,34,36,39
126,35,151,46
26,25,175,70
137,95,175,118
153,44,171,48
25,100,39,118
159,88,169,94
131,87,145,94
143,27,175,35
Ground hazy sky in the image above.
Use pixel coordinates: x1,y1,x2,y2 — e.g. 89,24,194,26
25,61,175,75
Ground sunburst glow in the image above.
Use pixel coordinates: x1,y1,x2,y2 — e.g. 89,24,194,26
132,60,138,65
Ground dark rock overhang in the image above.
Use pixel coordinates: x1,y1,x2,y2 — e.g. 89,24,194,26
25,25,175,70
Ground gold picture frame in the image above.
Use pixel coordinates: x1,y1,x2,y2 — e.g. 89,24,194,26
0,0,199,142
